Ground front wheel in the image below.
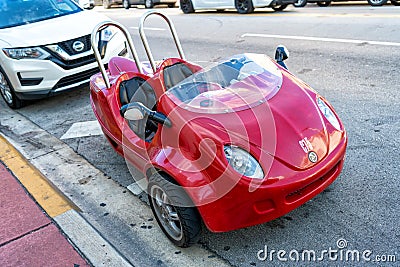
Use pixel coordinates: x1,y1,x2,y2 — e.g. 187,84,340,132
271,4,288,11
316,1,331,6
235,0,254,14
145,0,154,8
180,0,194,13
0,68,24,109
123,0,130,9
367,0,387,5
148,173,201,247
293,0,307,7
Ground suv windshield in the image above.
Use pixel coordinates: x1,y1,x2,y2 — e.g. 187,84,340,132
0,0,81,29
166,54,283,114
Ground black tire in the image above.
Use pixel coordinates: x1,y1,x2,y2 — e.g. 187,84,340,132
0,67,24,109
103,0,111,8
293,0,307,7
123,0,130,9
168,3,175,7
316,1,331,6
180,0,194,13
367,0,387,5
148,173,201,247
235,0,254,14
145,0,154,8
271,4,288,11
391,0,400,5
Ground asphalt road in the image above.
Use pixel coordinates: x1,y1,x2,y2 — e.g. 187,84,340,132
4,4,400,266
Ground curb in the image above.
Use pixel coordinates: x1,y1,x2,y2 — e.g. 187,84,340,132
0,134,132,267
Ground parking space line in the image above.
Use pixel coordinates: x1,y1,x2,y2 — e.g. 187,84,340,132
241,33,400,47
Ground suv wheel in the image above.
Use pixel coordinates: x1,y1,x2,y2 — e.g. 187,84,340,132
180,0,194,13
235,0,254,14
368,0,388,5
293,0,307,7
145,0,154,8
103,0,111,8
0,68,24,109
123,0,130,9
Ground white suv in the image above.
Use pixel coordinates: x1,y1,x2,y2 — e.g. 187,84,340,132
0,0,125,108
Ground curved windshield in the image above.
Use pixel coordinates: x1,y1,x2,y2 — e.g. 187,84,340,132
0,0,81,29
166,53,283,114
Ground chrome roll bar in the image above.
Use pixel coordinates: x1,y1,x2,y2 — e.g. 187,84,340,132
139,11,185,73
91,21,142,89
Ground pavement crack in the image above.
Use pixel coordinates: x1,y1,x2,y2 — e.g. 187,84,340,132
0,222,52,247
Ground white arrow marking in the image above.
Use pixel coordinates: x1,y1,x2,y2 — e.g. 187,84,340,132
61,120,103,140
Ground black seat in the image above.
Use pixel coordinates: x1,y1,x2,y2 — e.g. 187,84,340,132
163,63,194,90
119,77,157,141
119,77,156,109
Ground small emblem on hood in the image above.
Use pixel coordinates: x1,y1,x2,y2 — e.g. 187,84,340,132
308,151,318,163
72,41,85,52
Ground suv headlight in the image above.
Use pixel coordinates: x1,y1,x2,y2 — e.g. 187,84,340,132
317,97,341,130
224,145,264,179
2,47,50,60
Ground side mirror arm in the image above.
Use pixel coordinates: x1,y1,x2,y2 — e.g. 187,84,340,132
120,102,172,128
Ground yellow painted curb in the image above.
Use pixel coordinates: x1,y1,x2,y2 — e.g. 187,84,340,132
0,134,78,218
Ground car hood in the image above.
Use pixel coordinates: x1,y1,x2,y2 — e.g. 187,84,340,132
0,11,109,48
170,73,344,172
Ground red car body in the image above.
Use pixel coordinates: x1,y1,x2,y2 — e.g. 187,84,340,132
89,12,347,244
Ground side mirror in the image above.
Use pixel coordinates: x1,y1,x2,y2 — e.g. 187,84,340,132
274,45,289,70
120,102,172,128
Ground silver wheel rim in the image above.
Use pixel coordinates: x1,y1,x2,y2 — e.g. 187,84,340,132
0,72,13,105
370,0,381,3
146,0,152,7
151,185,183,241
123,0,128,8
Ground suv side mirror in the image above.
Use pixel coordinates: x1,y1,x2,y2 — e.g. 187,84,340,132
274,45,289,70
120,102,172,128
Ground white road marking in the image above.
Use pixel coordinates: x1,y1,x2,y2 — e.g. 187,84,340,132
61,120,103,140
241,33,400,47
130,26,166,31
127,179,148,196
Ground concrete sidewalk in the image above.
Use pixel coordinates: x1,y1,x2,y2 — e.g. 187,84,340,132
0,143,89,266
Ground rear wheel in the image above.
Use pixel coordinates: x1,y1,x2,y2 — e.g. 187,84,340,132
391,0,400,5
271,4,288,11
148,173,201,247
102,0,111,8
180,0,194,13
235,0,254,14
145,0,154,8
123,0,130,9
367,0,387,5
0,68,24,109
316,1,331,6
293,0,307,7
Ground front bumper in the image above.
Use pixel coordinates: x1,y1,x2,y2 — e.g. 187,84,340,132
197,135,347,233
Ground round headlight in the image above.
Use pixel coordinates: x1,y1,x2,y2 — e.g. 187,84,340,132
224,146,264,179
317,98,341,130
